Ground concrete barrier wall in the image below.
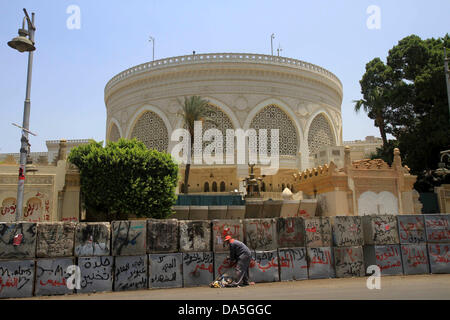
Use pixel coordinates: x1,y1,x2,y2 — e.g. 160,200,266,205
362,215,400,245
397,215,426,244
304,217,332,247
278,247,308,281
244,218,278,250
0,214,449,298
331,216,363,247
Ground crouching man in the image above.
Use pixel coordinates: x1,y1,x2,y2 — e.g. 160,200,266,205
224,235,254,287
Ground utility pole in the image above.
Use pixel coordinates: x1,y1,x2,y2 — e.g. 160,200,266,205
445,47,450,124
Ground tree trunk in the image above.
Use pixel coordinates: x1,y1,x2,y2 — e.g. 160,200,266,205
183,163,190,194
376,116,388,147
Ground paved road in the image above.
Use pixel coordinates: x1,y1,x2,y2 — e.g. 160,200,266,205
16,274,450,300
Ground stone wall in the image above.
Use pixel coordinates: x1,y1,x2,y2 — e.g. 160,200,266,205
0,214,449,298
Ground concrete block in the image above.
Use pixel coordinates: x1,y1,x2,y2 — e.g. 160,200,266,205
427,243,450,274
424,215,450,243
111,220,146,256
333,246,365,278
79,256,113,293
182,252,214,287
149,253,183,289
276,217,305,248
189,206,209,220
400,244,430,275
211,219,244,253
114,255,147,291
331,216,364,247
298,199,317,218
279,200,300,218
0,222,36,259
307,247,335,279
226,206,246,219
214,253,238,280
147,219,178,253
36,222,75,257
171,206,189,220
35,258,74,296
0,260,35,298
278,247,308,281
262,200,282,218
397,215,426,244
249,250,279,283
179,220,211,252
245,200,264,218
362,215,400,245
304,217,332,247
363,245,403,276
244,218,278,251
74,222,111,257
208,206,227,220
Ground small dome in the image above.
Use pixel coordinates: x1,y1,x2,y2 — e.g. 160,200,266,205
282,188,293,200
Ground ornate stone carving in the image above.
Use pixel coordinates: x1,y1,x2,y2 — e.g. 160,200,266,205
250,105,298,156
130,111,169,152
307,114,335,156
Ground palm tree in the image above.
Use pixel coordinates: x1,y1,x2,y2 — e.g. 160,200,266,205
178,96,211,194
353,86,388,147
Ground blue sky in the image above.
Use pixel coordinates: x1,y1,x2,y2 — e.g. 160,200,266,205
1,0,449,153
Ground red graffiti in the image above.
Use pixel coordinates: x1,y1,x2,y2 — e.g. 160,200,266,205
62,217,78,222
250,258,278,272
428,231,450,242
1,205,16,216
0,277,19,292
217,258,235,275
402,246,427,267
13,234,23,246
345,248,355,262
310,252,332,265
306,226,317,233
191,263,213,275
23,203,39,218
426,218,449,228
376,247,399,262
39,278,67,287
379,260,402,271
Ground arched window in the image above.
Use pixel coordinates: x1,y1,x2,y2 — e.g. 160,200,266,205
220,181,226,192
130,111,169,152
212,182,218,192
281,183,285,191
308,114,335,156
261,182,266,192
250,105,298,156
204,182,210,193
108,123,121,142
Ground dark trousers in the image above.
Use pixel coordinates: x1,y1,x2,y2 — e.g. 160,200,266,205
234,254,251,285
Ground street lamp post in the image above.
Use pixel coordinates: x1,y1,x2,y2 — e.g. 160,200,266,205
7,9,36,221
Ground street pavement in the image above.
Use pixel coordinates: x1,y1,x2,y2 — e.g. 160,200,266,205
14,274,450,300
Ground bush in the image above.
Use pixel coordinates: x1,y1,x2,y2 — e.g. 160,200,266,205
68,138,178,221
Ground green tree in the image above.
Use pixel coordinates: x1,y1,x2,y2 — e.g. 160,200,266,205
68,138,178,221
356,34,450,182
177,96,211,194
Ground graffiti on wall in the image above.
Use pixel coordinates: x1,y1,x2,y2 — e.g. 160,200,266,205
245,219,277,251
277,218,305,248
398,216,426,244
112,221,146,256
374,245,403,275
332,216,363,247
0,260,35,298
79,256,113,293
400,244,429,275
364,215,399,245
307,247,335,279
35,258,74,296
182,252,214,287
114,255,147,291
147,219,178,253
179,221,211,252
427,244,450,273
249,251,279,283
36,223,75,258
278,248,308,281
425,215,450,243
333,246,365,278
212,220,243,252
305,218,332,247
149,253,183,288
74,223,111,257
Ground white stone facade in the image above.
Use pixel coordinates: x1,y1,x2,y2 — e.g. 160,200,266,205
104,53,343,174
